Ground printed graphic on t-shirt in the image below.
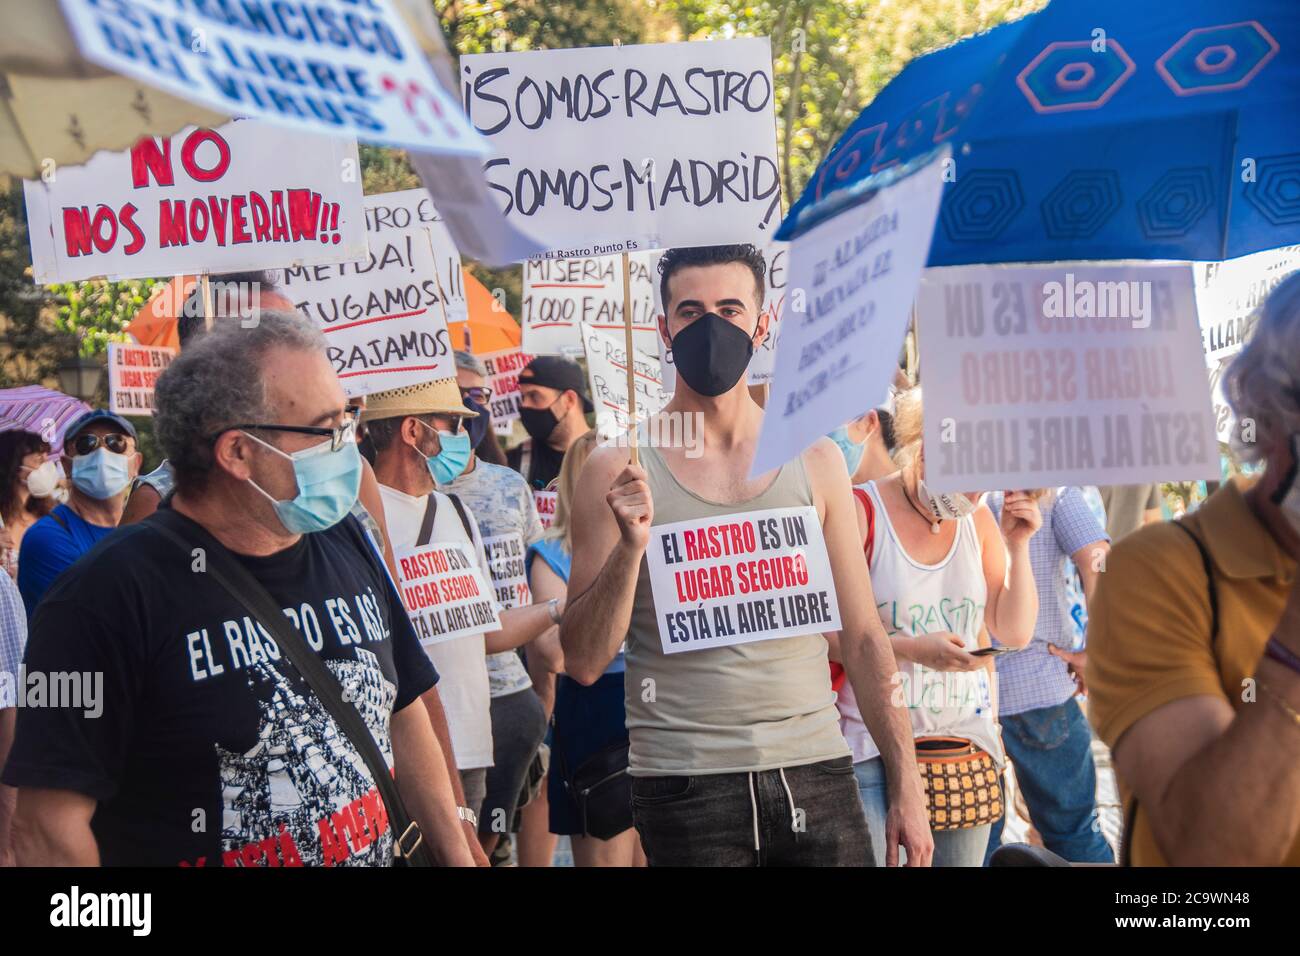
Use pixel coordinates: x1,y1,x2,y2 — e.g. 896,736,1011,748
213,649,397,868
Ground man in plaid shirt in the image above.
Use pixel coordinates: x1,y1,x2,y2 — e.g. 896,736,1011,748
985,487,1114,864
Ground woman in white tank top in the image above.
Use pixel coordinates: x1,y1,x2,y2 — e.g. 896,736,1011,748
836,387,1041,866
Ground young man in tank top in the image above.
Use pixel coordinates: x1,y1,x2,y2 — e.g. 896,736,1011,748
560,244,931,866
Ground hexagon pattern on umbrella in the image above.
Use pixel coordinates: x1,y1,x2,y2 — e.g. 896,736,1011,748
0,385,91,454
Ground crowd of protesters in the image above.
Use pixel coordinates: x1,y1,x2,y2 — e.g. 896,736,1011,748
0,244,1296,868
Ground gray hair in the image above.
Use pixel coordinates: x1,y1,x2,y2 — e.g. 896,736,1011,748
454,349,487,378
1225,271,1300,463
155,310,328,492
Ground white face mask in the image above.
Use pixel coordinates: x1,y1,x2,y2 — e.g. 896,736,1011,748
23,460,61,498
916,476,983,531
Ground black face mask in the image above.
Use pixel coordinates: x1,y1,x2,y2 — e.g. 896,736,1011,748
519,398,561,443
670,312,755,397
464,396,490,450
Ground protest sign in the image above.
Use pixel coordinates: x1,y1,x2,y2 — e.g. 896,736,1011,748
534,490,557,529
24,120,365,284
107,343,175,417
1195,246,1300,365
395,541,501,647
522,253,659,356
917,263,1219,492
656,238,787,391
751,155,946,477
645,505,841,655
276,190,467,396
56,0,487,156
483,349,530,436
461,38,780,257
482,534,531,610
581,323,669,440
1208,359,1236,446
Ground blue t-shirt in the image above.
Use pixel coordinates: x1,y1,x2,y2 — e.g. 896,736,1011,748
527,537,625,675
17,504,118,617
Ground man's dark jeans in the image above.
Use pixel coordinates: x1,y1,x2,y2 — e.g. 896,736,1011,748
631,756,873,866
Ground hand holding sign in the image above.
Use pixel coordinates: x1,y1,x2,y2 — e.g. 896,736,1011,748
998,490,1042,547
607,463,654,551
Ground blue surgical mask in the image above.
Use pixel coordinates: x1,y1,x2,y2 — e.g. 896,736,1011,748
244,432,362,534
828,426,866,478
71,448,133,500
418,421,471,485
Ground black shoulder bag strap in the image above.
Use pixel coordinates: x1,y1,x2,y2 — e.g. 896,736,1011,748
150,509,432,866
417,492,473,548
1120,519,1219,867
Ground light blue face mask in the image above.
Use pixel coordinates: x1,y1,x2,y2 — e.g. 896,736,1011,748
71,448,133,500
418,420,472,485
828,425,867,478
244,432,362,534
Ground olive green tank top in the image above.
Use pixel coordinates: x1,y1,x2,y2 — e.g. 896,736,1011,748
624,445,850,776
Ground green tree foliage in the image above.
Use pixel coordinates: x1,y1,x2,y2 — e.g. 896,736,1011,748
48,278,159,359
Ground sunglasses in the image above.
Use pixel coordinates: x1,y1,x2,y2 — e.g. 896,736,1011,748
71,433,131,456
213,405,362,453
460,386,493,405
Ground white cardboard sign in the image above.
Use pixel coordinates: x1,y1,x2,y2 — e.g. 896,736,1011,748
276,190,467,396
482,533,531,610
107,343,175,417
917,263,1220,492
1195,246,1300,364
580,323,669,440
396,541,501,646
483,349,530,436
645,505,841,654
521,253,660,356
534,490,557,529
461,38,780,257
56,0,487,156
24,120,365,283
751,157,946,477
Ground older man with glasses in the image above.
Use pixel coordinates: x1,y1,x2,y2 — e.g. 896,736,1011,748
4,312,474,866
17,409,142,614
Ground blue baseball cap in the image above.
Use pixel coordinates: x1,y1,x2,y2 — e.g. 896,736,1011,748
63,409,138,446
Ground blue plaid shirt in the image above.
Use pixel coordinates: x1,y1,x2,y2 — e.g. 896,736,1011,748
988,488,1109,716
0,571,27,709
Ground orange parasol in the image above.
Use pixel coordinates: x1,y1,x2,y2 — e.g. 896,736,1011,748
126,275,194,352
451,269,522,355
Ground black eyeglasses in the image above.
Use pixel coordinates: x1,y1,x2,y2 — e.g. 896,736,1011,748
213,405,361,452
72,433,131,456
460,386,493,405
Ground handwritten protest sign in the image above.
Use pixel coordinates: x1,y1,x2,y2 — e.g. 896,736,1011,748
24,120,365,283
56,0,487,156
483,349,530,436
396,541,501,647
581,323,669,440
534,490,557,529
462,38,779,257
482,534,531,610
917,263,1219,492
645,505,840,654
276,190,467,395
656,238,787,391
751,156,946,477
1195,246,1300,365
521,253,659,356
107,343,175,417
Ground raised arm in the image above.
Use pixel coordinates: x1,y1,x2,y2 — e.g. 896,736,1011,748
978,494,1039,648
805,439,932,867
559,447,651,686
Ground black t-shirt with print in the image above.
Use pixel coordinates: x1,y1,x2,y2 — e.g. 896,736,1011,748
1,506,438,867
507,438,566,490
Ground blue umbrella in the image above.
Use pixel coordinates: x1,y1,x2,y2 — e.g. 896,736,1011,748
777,0,1300,264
